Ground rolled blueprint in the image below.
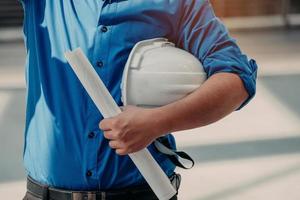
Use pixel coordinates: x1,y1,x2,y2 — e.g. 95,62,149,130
65,48,177,200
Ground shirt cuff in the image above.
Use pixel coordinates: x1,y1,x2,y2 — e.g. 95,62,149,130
237,59,258,110
207,59,258,110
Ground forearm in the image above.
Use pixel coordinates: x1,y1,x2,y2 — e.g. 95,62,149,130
154,72,249,134
100,72,249,155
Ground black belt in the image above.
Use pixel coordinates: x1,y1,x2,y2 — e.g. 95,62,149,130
26,174,180,200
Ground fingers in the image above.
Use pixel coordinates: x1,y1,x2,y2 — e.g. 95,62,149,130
103,130,118,140
99,118,113,131
115,145,142,156
109,140,130,155
104,129,130,155
109,140,125,149
116,149,128,155
105,131,144,155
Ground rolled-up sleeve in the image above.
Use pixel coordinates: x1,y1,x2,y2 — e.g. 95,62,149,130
176,0,258,109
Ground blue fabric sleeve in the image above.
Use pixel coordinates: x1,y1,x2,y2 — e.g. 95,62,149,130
176,0,258,109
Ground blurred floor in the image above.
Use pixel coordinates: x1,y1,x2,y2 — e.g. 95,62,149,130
0,29,300,199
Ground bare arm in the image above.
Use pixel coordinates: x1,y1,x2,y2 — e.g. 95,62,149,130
154,72,248,134
99,72,248,155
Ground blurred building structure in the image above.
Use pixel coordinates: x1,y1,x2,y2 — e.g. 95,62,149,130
0,0,23,27
211,0,300,17
211,0,300,28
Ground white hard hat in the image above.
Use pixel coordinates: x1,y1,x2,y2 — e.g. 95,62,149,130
121,38,207,107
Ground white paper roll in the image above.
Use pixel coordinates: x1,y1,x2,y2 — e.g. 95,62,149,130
65,48,177,200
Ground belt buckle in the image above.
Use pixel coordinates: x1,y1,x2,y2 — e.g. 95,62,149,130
72,192,97,200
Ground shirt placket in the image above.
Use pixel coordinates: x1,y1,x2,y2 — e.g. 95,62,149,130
91,1,115,86
84,0,116,187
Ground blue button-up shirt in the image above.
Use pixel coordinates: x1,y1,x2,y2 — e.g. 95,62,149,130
20,0,257,190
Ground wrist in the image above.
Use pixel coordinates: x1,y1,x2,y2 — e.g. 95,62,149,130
149,106,174,137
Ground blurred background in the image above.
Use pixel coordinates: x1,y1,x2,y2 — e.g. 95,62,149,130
0,0,300,199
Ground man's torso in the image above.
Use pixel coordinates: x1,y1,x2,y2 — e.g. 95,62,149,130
21,0,183,190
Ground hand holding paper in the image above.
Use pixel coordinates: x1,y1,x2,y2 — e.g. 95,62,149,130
100,105,162,155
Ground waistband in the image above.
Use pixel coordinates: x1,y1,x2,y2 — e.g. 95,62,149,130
26,173,181,200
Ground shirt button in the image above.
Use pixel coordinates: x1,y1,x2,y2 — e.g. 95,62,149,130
86,170,92,177
88,132,95,139
96,61,103,68
101,26,108,33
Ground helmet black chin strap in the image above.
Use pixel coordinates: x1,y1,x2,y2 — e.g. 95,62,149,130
154,136,195,169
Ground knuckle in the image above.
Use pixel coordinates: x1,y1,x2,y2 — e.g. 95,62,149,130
119,130,128,140
121,135,129,143
123,143,130,150
118,121,124,129
122,148,129,154
113,118,120,127
125,143,133,152
115,130,122,138
121,121,129,129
